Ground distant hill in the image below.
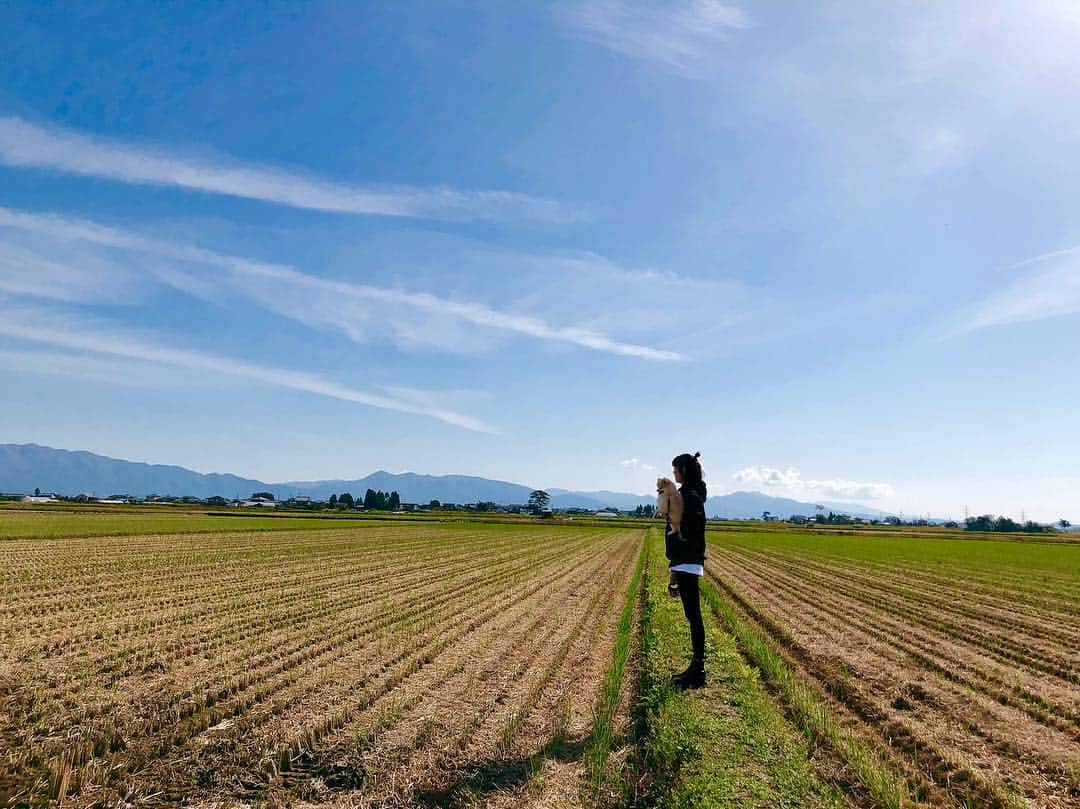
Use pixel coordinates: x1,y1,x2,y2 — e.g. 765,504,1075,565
281,471,536,506
0,443,265,500
706,490,885,520
548,488,654,510
0,443,882,518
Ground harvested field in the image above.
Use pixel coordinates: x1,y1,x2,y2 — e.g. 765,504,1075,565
9,510,1076,809
1,521,643,807
706,529,1080,808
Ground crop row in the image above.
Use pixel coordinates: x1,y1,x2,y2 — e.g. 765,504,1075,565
69,535,596,804
717,549,1079,720
7,525,622,806
707,546,1079,807
312,530,641,807
734,543,1080,646
9,528,569,754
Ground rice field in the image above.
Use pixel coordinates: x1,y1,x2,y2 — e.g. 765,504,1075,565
3,511,1077,808
1,520,642,807
705,528,1080,808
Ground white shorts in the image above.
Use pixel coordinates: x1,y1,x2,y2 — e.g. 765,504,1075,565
669,563,704,576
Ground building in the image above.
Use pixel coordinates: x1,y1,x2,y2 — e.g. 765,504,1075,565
238,498,277,508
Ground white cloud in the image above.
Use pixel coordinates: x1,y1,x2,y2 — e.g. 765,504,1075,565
470,248,750,359
0,237,146,305
558,0,750,75
805,478,896,501
732,465,801,488
620,457,656,471
0,206,685,361
0,117,567,223
948,250,1080,335
732,465,894,500
0,304,494,432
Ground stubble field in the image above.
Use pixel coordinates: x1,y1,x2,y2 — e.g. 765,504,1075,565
2,508,1077,808
705,528,1080,808
1,519,642,807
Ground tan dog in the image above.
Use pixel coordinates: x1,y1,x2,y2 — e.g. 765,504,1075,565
656,477,683,534
658,476,685,596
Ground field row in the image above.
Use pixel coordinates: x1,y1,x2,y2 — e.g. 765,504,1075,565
706,531,1080,809
1,524,642,807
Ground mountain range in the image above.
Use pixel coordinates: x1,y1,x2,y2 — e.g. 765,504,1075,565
0,443,883,519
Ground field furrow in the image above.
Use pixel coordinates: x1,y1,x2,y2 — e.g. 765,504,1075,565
1,523,637,807
706,535,1080,809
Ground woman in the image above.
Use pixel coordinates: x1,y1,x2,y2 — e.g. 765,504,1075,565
665,451,707,689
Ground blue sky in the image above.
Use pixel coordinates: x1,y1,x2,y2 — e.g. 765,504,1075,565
1,2,1078,520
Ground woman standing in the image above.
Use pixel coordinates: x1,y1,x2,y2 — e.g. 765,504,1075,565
665,452,707,689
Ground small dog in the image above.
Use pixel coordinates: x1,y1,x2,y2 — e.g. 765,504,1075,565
656,477,683,535
657,477,685,596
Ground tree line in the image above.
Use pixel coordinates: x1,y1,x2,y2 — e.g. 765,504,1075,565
964,514,1056,533
327,489,401,510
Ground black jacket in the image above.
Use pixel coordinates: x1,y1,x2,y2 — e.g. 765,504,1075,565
665,481,707,567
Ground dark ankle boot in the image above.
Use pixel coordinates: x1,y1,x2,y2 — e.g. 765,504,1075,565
670,659,695,685
673,657,706,689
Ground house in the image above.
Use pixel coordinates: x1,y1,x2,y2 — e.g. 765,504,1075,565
239,498,277,508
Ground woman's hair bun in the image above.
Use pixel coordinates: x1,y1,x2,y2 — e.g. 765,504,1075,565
693,451,701,459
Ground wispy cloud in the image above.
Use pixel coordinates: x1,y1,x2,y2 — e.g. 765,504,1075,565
557,0,751,76
732,465,894,500
0,117,568,223
947,250,1080,336
0,348,182,389
0,206,684,361
620,457,656,471
0,304,494,432
0,239,142,304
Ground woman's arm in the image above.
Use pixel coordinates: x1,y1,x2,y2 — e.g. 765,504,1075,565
680,489,706,541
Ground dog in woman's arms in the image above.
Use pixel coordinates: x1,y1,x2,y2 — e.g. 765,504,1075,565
656,476,683,532
657,477,684,595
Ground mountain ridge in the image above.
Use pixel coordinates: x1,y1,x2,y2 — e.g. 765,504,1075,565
0,443,882,518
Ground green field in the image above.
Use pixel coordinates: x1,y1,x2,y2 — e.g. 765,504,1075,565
0,505,374,539
705,526,1080,807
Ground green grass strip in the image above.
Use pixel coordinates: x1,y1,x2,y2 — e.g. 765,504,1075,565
700,577,916,809
585,530,648,796
630,530,847,809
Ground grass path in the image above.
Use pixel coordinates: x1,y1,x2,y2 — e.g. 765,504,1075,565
631,529,847,809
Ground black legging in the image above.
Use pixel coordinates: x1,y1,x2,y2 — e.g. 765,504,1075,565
675,571,705,661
